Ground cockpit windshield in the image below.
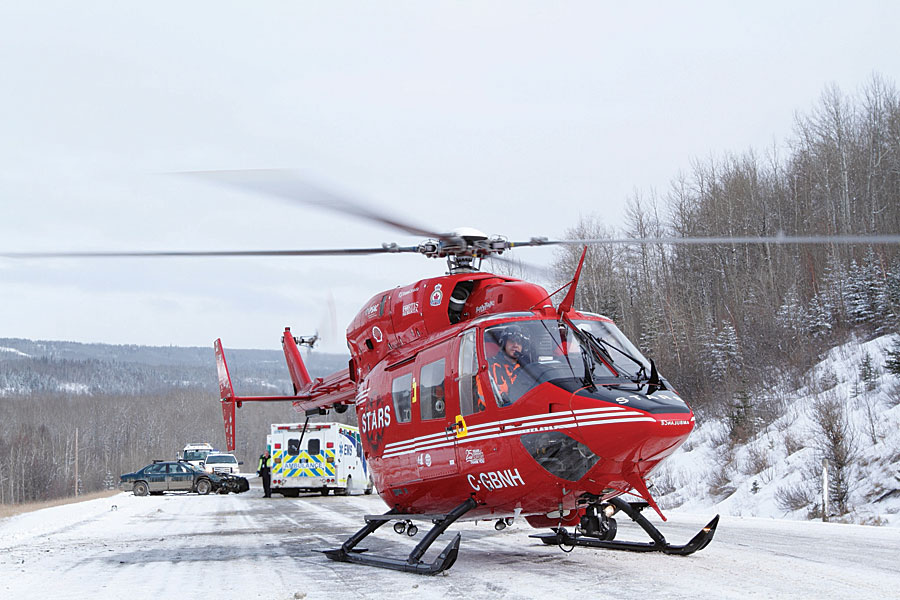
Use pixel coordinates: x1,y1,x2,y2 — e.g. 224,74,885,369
566,319,650,379
482,318,651,406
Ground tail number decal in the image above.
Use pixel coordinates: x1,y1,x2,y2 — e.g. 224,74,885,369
467,468,524,492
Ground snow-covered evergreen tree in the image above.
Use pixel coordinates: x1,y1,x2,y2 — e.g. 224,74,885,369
885,338,900,376
861,248,888,330
859,351,878,391
874,283,893,334
711,321,741,382
846,259,876,325
882,260,900,329
805,293,833,339
776,286,806,340
638,297,664,358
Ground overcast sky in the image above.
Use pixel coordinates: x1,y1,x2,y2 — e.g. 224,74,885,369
2,1,899,353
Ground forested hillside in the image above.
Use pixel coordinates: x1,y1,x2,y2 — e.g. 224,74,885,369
553,75,900,422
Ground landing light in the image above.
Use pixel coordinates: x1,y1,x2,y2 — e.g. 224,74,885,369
603,504,617,518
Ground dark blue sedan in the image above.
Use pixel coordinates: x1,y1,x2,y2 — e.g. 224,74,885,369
120,460,221,496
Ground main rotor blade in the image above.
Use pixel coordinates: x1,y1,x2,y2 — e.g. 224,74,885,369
485,253,555,279
511,234,900,246
181,169,453,242
0,246,420,259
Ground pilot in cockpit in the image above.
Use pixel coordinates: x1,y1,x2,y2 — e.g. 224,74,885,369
488,325,530,406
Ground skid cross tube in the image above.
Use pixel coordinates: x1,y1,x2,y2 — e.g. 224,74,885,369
364,513,448,522
531,497,719,555
323,497,478,575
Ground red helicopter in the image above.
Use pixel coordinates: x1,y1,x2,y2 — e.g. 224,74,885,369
213,229,718,574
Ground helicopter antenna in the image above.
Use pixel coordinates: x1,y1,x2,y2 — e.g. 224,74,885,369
558,247,588,315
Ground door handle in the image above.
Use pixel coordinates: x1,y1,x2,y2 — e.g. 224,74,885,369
448,415,468,438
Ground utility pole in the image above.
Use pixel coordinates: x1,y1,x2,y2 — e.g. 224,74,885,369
74,427,79,497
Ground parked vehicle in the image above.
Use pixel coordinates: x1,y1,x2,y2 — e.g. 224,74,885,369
120,460,221,496
179,442,215,469
267,422,373,497
204,453,242,475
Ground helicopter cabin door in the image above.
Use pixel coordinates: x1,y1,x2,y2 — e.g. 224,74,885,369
455,327,513,469
413,343,459,480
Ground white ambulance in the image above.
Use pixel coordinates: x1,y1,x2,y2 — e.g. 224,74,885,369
267,422,373,497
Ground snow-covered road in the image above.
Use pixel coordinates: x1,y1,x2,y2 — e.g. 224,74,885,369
2,484,899,600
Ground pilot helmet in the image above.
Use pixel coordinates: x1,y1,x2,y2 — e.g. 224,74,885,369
499,325,529,347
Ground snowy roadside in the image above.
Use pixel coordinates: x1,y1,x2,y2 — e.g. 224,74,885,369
0,489,119,520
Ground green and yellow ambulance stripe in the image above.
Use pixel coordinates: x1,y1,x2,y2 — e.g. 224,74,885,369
273,448,336,477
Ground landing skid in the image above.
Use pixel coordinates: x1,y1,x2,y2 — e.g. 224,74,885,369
531,497,719,556
323,497,478,575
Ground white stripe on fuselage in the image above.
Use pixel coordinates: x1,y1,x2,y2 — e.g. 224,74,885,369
382,406,631,451
380,407,657,459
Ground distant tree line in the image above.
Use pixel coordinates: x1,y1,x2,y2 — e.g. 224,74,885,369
552,75,900,423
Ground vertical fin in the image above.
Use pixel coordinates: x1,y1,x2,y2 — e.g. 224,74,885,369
214,339,237,452
282,327,313,393
214,338,235,400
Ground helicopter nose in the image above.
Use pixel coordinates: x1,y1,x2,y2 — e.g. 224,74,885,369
573,409,694,464
636,414,694,462
518,387,695,486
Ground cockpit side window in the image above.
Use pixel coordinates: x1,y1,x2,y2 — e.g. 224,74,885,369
458,330,484,416
484,323,541,407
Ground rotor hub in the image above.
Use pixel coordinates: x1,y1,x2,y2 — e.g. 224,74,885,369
415,228,511,273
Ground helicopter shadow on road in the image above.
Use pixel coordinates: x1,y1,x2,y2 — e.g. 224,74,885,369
102,544,272,566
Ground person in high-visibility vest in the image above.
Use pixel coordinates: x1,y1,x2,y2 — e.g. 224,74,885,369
257,451,273,498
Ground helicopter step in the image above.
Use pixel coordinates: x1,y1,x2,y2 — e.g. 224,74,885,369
323,497,478,575
531,497,719,556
